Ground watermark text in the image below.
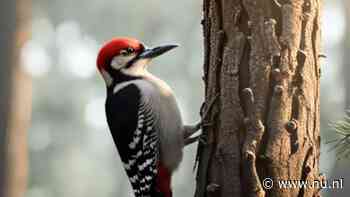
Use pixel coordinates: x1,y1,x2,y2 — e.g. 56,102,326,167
262,177,344,190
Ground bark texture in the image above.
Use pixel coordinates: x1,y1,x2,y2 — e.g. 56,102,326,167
195,0,322,196
0,0,31,197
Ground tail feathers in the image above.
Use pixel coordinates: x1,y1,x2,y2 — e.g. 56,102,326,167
155,162,172,197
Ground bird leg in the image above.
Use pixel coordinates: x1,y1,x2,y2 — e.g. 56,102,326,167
183,94,218,146
184,135,200,146
183,123,201,139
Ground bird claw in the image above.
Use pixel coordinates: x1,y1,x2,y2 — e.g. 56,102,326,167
198,94,219,129
202,122,213,128
184,134,209,146
184,94,218,146
199,135,208,145
200,94,219,121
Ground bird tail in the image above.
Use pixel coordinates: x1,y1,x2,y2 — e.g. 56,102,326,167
155,162,172,197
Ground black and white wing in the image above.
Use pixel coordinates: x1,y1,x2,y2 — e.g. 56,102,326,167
105,83,159,197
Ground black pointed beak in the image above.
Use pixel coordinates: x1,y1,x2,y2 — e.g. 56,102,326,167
138,44,179,59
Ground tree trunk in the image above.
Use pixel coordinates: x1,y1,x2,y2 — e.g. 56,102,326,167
195,0,322,197
0,0,31,197
0,1,17,194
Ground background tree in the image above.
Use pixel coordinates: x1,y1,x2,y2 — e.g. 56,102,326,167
331,0,350,159
195,0,322,196
330,0,350,157
0,0,31,196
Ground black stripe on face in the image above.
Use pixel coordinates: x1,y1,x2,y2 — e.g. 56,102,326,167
125,55,141,69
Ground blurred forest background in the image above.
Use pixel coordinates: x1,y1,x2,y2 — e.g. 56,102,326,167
1,0,349,196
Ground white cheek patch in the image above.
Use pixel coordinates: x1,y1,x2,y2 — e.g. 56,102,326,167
111,55,136,70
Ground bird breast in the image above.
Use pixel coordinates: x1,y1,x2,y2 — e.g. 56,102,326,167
143,73,185,171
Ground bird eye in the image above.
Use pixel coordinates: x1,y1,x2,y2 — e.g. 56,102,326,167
120,47,135,56
126,47,135,53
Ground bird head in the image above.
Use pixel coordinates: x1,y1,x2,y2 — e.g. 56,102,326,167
96,37,178,86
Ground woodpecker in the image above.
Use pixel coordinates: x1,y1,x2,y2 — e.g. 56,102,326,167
96,37,205,197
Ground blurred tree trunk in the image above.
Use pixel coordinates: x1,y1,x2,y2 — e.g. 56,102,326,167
344,0,350,108
0,0,32,197
195,0,322,197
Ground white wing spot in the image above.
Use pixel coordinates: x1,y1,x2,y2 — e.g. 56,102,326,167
136,129,141,135
123,158,136,170
128,136,140,149
130,174,138,183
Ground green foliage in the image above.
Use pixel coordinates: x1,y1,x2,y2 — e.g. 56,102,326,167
328,110,350,159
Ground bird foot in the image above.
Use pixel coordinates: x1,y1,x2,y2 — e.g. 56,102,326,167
183,95,219,146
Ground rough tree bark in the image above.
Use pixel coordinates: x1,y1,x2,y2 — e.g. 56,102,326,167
195,0,322,197
0,0,31,197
